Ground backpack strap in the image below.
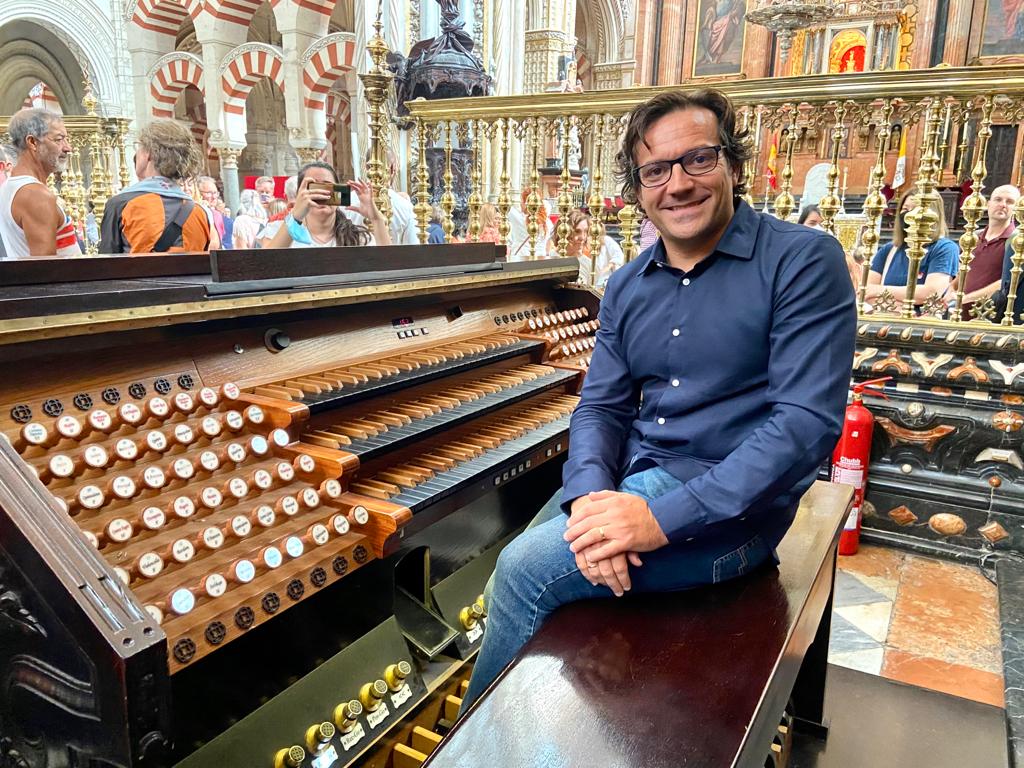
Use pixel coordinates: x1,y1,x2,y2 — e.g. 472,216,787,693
153,198,196,253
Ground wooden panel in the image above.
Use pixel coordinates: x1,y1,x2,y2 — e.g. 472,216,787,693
326,492,411,557
191,289,559,390
210,243,505,283
0,280,208,320
0,253,210,286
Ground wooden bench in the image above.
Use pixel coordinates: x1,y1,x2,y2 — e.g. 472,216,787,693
422,480,853,768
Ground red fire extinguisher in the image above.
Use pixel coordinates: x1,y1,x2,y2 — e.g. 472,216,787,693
831,376,891,555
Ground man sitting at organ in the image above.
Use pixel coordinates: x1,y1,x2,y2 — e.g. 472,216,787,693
461,89,857,708
265,162,390,248
0,108,81,259
100,120,212,254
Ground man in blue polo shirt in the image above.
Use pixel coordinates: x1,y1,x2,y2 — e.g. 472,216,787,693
461,89,857,709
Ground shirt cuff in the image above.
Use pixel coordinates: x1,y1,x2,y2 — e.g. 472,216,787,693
561,467,618,514
647,488,707,543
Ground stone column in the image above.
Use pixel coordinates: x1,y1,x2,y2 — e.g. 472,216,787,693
507,0,527,198
129,47,166,129
485,0,512,196
656,4,684,83
217,147,242,212
197,38,245,148
523,29,568,93
280,28,321,146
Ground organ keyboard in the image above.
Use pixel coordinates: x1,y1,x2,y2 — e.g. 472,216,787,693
0,246,597,767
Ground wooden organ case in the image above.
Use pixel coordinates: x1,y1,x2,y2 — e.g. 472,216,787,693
0,246,599,767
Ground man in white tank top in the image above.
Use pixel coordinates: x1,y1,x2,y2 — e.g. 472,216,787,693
0,108,81,259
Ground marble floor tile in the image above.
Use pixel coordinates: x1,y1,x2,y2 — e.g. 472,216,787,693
834,570,890,608
835,600,894,644
838,543,905,582
829,612,884,654
829,646,885,675
882,649,1005,708
838,544,904,601
886,555,1002,673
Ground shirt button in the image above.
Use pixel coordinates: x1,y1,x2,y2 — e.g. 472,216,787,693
672,329,680,337
672,379,680,387
682,278,691,286
657,417,665,425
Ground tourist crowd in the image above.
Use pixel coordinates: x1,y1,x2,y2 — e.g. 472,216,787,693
1,106,1022,322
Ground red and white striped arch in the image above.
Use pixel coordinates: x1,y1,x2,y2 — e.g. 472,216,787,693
131,0,201,36
302,34,357,111
23,82,62,113
325,91,350,125
204,0,263,26
271,0,336,17
185,101,215,161
149,53,205,118
324,90,350,152
197,0,331,33
221,44,285,115
576,52,592,87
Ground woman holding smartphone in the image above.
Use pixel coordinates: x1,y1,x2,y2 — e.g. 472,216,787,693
267,162,391,248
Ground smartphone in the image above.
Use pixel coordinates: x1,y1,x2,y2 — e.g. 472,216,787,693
307,181,351,207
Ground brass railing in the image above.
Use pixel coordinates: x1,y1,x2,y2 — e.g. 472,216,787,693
396,65,1024,327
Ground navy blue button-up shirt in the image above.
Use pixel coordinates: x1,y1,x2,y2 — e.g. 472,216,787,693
561,200,857,549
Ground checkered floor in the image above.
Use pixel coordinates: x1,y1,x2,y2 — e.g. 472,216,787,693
828,545,1003,708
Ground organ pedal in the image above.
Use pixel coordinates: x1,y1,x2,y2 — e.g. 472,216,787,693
444,694,463,723
411,725,443,755
393,743,429,768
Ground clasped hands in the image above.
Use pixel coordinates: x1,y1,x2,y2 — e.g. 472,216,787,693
564,490,669,597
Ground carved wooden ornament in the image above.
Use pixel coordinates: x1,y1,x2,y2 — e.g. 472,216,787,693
947,356,989,384
872,349,912,375
875,417,955,452
993,411,1024,433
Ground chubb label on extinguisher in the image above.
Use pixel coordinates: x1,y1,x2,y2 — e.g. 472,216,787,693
831,458,864,489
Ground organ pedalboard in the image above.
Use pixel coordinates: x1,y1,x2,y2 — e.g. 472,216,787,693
0,249,599,767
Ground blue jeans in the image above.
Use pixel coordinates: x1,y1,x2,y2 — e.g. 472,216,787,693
461,466,775,710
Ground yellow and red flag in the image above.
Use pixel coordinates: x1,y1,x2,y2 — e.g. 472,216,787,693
766,137,779,190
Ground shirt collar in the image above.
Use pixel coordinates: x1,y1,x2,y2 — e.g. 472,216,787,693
978,222,1015,244
640,198,758,276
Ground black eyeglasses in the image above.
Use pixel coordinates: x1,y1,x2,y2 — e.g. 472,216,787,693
634,145,724,188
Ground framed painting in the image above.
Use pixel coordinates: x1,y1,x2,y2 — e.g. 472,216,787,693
982,0,1024,57
693,0,747,77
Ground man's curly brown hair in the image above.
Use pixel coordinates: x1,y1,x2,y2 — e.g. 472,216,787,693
614,89,751,210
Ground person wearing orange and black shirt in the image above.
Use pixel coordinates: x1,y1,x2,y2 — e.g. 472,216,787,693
100,120,211,254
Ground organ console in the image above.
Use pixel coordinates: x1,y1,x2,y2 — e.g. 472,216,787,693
0,245,598,767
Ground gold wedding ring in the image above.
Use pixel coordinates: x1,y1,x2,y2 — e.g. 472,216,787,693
598,526,606,541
